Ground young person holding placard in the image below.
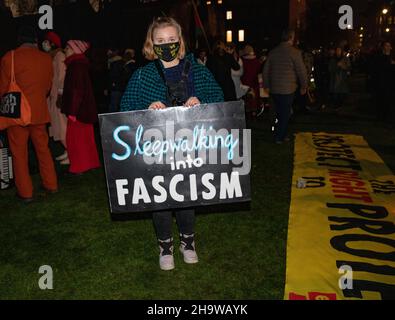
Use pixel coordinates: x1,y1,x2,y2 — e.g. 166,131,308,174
120,17,224,271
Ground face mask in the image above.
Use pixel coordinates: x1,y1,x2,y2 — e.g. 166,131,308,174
42,41,51,53
153,42,180,62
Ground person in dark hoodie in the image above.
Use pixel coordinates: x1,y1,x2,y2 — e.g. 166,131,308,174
61,40,101,175
206,40,240,101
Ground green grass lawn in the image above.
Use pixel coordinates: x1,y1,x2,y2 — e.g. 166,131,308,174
1,75,394,300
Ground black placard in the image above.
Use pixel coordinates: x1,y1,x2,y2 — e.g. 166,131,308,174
99,101,251,215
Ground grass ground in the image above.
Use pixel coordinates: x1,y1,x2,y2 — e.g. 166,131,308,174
0,74,394,300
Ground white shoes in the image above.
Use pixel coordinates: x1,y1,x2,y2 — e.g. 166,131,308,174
159,238,175,271
179,234,199,264
56,151,70,165
60,158,70,165
158,234,198,271
56,151,68,161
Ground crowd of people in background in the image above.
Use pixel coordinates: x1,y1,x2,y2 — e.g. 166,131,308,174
0,17,394,271
368,41,395,122
0,21,394,203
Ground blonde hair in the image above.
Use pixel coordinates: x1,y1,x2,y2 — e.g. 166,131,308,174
243,45,255,56
143,17,186,61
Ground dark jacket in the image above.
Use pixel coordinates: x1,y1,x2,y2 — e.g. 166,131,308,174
328,56,351,94
120,53,224,111
374,53,395,94
206,52,240,101
62,54,98,123
108,56,124,92
120,60,138,92
263,42,308,95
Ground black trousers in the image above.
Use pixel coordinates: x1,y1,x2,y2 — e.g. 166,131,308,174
271,93,295,142
152,209,195,241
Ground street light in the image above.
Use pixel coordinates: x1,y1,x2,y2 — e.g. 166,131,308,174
382,8,389,15
385,28,390,33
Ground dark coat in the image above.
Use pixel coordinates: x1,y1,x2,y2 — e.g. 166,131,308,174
62,54,98,124
108,57,124,92
263,42,308,95
328,56,351,94
375,53,395,94
120,60,138,92
206,53,240,101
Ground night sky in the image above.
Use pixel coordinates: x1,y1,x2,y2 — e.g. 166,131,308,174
0,0,291,54
1,0,394,56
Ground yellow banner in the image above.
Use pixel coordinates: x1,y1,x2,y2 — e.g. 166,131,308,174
285,133,395,300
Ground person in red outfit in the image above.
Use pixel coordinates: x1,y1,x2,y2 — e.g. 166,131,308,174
241,45,262,117
61,40,100,175
0,25,58,202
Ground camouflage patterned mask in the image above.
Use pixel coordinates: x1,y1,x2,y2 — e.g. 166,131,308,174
153,42,180,62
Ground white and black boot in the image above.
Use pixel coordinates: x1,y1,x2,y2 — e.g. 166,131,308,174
179,234,198,264
56,151,68,161
158,238,175,271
